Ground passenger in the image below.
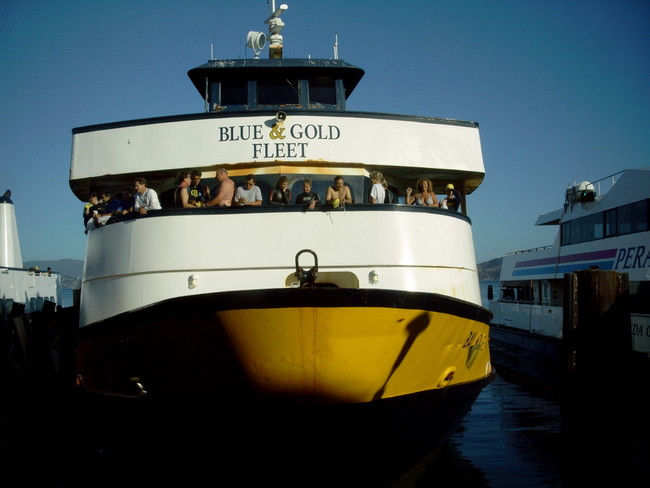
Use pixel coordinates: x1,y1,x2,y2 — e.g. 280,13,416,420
234,174,263,206
382,178,396,204
269,176,291,205
406,179,438,207
325,176,353,207
173,171,194,208
295,178,320,210
82,193,102,231
440,183,462,212
368,171,385,204
206,168,235,207
99,190,123,216
134,177,162,214
121,187,135,214
89,190,122,230
188,169,211,207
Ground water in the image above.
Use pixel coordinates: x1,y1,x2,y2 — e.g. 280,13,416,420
439,374,563,487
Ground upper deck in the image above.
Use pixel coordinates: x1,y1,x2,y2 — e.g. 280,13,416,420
69,4,485,209
499,168,650,283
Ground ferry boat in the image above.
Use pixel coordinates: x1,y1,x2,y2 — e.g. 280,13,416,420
1,190,61,371
488,168,650,385
1,190,61,319
68,3,493,469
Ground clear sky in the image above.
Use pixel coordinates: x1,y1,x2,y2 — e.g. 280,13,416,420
2,0,649,264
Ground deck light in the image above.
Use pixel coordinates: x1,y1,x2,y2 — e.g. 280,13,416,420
188,273,198,289
246,31,266,58
369,270,379,285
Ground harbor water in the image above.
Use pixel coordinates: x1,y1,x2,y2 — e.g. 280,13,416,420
3,287,647,487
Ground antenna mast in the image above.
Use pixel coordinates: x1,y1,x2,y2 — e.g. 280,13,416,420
265,2,288,59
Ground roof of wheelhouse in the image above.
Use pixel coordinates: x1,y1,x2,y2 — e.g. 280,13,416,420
187,58,365,100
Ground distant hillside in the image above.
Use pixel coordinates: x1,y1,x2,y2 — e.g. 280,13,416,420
23,259,84,288
477,257,502,282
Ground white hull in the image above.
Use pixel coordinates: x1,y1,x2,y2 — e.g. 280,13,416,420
81,206,480,327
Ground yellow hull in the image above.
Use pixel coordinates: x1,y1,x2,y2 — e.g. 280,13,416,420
74,288,492,403
217,305,491,403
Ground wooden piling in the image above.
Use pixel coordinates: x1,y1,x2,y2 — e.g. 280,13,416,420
563,269,632,384
561,270,636,484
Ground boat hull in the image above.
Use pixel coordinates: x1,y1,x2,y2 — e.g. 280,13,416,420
73,287,493,482
74,288,492,403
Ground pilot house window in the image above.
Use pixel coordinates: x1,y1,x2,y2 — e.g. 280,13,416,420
219,81,248,106
257,79,299,106
309,77,337,106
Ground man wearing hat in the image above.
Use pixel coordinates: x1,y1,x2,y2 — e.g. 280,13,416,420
442,183,462,212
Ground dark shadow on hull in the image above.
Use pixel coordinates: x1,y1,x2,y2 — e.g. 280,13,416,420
373,312,430,401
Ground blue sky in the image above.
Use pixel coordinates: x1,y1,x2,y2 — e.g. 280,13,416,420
2,0,648,265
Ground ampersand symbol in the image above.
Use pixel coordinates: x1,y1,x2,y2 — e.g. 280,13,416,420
270,123,286,140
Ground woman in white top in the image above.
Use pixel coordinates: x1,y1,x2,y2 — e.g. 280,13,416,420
406,178,438,207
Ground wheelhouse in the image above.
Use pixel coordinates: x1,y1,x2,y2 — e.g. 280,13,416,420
188,59,364,112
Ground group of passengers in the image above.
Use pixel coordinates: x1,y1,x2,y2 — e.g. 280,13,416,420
83,169,462,232
83,177,162,232
406,178,461,211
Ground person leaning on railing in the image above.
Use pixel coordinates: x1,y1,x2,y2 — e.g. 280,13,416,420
134,177,162,214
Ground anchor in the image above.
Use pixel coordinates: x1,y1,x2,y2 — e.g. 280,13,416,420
294,249,318,287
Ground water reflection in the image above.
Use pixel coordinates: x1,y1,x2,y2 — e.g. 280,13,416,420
393,373,562,487
4,368,647,487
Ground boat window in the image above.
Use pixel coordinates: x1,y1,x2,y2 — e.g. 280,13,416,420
257,78,299,106
220,80,248,106
617,204,632,235
308,77,337,106
561,221,570,246
561,198,648,247
592,212,604,239
604,208,617,238
580,214,593,242
632,199,648,233
570,218,581,245
500,284,533,303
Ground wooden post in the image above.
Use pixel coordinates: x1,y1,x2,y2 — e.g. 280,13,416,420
561,270,635,484
563,269,631,384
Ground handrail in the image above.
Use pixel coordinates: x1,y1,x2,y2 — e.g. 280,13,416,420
504,245,553,256
97,202,473,226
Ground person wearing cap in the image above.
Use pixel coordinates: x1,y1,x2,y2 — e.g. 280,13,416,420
441,183,462,212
